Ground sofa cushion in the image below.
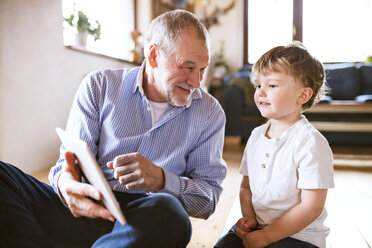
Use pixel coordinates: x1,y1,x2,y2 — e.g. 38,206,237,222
355,94,372,102
223,71,250,85
229,77,256,106
324,63,363,100
360,64,372,94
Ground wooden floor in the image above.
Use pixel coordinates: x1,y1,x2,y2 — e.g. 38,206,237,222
32,137,372,248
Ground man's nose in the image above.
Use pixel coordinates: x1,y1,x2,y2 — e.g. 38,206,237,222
188,70,201,89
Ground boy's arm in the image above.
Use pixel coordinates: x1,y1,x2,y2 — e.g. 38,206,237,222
236,176,257,238
240,176,256,220
242,189,327,247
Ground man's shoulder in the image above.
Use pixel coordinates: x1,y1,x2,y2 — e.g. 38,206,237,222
194,89,224,113
83,67,139,90
88,67,138,81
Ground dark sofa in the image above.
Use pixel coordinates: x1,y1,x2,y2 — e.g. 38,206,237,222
223,63,372,145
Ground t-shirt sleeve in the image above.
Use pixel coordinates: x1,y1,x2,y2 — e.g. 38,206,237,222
297,132,335,189
239,145,249,176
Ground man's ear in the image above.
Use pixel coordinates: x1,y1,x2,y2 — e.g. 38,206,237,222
297,87,313,105
148,44,158,68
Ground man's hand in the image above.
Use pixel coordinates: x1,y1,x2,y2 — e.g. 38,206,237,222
235,217,257,239
58,151,115,222
107,153,165,192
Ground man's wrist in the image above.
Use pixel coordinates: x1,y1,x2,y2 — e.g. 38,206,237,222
160,169,181,196
56,173,69,207
156,167,165,192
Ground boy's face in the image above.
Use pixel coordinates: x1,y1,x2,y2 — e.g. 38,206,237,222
252,70,309,122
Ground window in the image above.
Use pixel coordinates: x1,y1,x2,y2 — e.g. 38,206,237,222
247,0,293,63
62,0,135,61
303,0,372,62
245,0,372,63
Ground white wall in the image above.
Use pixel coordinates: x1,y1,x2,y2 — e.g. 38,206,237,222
0,0,132,173
208,0,244,72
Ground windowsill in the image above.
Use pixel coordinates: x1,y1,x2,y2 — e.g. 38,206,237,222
65,45,142,66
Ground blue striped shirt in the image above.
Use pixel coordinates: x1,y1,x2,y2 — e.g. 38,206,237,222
49,65,227,218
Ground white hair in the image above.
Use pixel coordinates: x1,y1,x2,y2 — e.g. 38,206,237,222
144,9,210,58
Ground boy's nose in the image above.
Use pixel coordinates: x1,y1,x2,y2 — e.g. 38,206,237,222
257,87,266,96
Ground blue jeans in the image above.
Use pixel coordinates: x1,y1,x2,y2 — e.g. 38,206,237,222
214,225,319,248
0,161,191,248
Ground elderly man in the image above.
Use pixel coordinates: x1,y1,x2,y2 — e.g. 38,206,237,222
0,9,226,247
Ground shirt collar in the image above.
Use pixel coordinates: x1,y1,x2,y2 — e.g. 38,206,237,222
132,62,203,109
132,62,146,95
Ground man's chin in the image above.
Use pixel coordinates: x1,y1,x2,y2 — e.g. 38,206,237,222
169,96,190,107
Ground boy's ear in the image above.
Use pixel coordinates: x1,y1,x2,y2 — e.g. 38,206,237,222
297,87,313,105
147,44,158,68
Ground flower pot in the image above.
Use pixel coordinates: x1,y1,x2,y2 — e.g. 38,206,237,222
74,31,88,47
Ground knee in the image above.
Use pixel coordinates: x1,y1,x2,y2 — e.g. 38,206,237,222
0,161,19,190
127,193,192,246
146,193,191,231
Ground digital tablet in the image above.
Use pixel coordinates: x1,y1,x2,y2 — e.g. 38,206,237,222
56,127,126,225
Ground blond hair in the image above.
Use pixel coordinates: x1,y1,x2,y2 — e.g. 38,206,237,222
252,41,327,109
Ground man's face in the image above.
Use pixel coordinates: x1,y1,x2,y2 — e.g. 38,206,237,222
153,28,210,106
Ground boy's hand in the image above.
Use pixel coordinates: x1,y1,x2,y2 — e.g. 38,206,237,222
241,230,270,248
235,217,257,239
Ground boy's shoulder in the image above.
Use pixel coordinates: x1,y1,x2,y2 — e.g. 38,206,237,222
292,117,331,148
252,122,269,134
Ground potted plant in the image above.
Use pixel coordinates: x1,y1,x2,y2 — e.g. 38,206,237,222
64,10,101,46
366,55,372,64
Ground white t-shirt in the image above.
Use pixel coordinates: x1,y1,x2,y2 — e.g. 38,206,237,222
148,100,170,125
239,116,334,248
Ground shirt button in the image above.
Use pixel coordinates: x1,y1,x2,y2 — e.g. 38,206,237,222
265,153,270,158
147,106,151,111
261,164,266,168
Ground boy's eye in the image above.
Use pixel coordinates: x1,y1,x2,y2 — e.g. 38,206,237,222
269,84,277,88
255,85,261,89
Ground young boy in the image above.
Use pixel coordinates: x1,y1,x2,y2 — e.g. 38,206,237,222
215,42,334,248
